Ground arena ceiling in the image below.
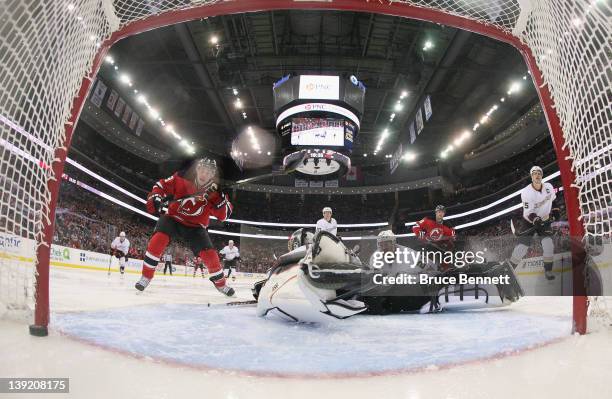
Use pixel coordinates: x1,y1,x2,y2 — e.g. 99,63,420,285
94,10,539,170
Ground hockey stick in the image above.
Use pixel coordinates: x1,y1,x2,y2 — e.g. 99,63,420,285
205,299,257,308
510,218,552,237
222,150,309,190
107,251,113,276
157,152,310,214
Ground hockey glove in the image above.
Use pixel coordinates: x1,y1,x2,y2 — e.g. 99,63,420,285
203,180,218,193
532,216,543,228
214,192,230,209
550,208,561,221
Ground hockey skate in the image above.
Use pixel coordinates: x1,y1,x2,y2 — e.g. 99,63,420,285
544,270,556,280
135,276,151,291
216,285,235,297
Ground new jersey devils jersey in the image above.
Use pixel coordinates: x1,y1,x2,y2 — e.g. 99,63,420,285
412,217,456,248
146,173,233,228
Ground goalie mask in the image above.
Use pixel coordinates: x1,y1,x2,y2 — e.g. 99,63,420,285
288,228,314,252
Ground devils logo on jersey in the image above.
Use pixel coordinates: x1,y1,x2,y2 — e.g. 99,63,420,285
428,227,443,241
177,195,208,217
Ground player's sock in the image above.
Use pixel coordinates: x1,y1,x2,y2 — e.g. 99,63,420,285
199,249,228,289
509,244,528,269
139,232,169,282
543,260,555,280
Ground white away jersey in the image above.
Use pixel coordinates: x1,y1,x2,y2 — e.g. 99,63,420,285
316,218,338,236
521,182,556,222
220,245,240,260
111,237,130,255
163,253,173,262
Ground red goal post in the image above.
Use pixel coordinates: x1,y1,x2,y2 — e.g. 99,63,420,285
0,0,608,336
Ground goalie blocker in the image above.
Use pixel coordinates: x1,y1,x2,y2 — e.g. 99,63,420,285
254,231,524,322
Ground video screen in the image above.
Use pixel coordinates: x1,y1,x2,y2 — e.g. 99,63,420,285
291,117,344,146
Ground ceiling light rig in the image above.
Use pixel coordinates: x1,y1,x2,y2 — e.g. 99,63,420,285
378,89,408,154
438,72,530,160
104,54,195,154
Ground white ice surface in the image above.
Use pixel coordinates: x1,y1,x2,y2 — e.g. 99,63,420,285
1,266,611,399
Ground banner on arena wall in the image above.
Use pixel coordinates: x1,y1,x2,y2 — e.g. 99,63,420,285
390,143,403,174
325,179,339,188
106,89,119,110
122,105,132,125
295,178,308,188
416,107,424,134
90,79,108,108
128,111,139,130
114,97,126,118
344,165,361,181
309,180,324,188
409,122,416,144
424,95,433,121
135,118,145,137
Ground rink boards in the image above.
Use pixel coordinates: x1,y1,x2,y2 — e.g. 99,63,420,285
0,232,610,291
0,232,266,280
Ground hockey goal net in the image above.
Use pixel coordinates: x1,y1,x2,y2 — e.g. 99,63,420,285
0,0,610,335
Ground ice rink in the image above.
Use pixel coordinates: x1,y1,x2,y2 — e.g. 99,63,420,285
1,266,611,398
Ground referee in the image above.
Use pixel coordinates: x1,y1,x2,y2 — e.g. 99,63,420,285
162,252,173,275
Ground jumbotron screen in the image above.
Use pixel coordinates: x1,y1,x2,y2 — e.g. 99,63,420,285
290,118,345,146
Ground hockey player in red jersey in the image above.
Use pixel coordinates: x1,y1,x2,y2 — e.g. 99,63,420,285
135,158,235,296
412,205,456,251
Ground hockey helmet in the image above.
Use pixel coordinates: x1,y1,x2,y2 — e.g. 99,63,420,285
119,231,126,237
322,207,332,214
196,157,218,173
435,205,445,213
376,230,396,252
530,165,543,176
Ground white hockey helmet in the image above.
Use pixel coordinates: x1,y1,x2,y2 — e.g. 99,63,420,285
377,230,396,251
119,231,126,237
322,207,332,214
228,240,234,245
530,166,543,176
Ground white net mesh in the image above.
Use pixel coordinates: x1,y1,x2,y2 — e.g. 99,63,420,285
0,0,609,329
